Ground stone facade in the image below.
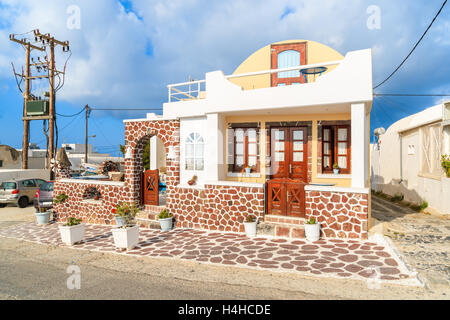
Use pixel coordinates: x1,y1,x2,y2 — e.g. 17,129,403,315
53,117,369,240
170,184,265,232
124,119,180,205
305,190,369,239
53,181,125,225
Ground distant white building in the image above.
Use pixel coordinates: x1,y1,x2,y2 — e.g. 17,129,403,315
371,101,450,214
2,143,123,172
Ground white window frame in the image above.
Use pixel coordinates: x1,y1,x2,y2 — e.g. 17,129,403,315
185,132,204,171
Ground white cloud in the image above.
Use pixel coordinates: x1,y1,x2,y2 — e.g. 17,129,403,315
0,0,449,110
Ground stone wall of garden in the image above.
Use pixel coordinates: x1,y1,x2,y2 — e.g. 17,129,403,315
305,188,369,239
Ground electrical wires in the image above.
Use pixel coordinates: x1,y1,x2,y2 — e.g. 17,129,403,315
56,107,85,117
373,0,448,89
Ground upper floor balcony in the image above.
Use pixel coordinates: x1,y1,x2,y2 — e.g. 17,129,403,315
162,48,373,119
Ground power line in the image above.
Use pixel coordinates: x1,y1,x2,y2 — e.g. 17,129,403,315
373,0,447,89
56,107,85,117
374,93,450,97
90,108,163,111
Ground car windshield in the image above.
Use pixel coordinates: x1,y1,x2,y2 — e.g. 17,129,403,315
40,182,53,192
1,182,17,189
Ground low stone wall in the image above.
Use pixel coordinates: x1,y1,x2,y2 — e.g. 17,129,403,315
53,179,128,225
305,186,369,239
167,182,265,232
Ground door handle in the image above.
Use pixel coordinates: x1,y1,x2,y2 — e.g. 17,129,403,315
289,164,292,174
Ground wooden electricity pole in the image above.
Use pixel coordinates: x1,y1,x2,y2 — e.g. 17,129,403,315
9,36,45,169
48,40,55,170
10,30,70,174
22,43,31,169
84,104,89,164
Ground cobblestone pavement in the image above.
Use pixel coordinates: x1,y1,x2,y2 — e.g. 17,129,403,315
0,221,420,286
372,196,450,287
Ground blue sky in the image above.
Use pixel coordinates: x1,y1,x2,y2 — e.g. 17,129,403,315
0,0,449,155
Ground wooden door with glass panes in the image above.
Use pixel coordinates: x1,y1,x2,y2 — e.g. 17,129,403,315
234,128,258,173
268,127,307,217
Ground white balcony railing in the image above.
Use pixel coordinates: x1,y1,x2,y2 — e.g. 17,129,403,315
167,60,342,103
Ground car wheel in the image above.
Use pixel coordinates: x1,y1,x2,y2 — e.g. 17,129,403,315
0,204,7,208
18,197,29,208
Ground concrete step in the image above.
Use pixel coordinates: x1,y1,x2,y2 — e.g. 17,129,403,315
136,217,161,230
136,210,158,221
144,204,167,215
257,222,305,239
264,215,305,225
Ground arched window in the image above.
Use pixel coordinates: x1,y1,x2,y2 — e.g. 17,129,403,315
277,50,300,78
185,133,204,171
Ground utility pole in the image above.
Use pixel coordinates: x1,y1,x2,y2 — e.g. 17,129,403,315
84,104,90,164
10,37,45,169
10,30,70,175
22,43,31,169
48,38,55,171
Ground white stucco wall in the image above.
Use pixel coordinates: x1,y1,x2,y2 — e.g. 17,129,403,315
163,49,373,119
371,103,450,214
179,117,208,185
0,169,50,182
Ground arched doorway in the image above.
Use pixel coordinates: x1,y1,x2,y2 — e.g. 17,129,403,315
142,135,167,206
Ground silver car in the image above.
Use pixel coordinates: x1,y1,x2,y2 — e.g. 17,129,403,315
0,178,48,208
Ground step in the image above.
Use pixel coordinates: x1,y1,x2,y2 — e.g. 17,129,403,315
144,204,167,215
264,215,305,225
257,222,305,239
136,210,159,221
136,217,161,230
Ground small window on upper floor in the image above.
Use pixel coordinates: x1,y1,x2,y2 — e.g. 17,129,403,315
277,50,301,78
185,133,204,171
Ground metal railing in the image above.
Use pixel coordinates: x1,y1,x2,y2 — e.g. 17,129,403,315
167,60,342,102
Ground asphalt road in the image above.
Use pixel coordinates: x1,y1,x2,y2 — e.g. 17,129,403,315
0,206,323,300
0,205,448,300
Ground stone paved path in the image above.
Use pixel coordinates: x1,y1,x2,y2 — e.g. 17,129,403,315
0,221,420,286
372,195,450,287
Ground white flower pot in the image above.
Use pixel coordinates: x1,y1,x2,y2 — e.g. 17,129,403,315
243,221,258,237
112,225,139,250
304,223,320,242
59,223,86,245
245,168,251,174
333,169,340,174
159,217,173,232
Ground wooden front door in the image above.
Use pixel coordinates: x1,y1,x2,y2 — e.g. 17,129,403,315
143,169,159,205
268,127,308,217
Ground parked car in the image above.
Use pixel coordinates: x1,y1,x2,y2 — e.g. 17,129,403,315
0,178,48,208
33,181,54,210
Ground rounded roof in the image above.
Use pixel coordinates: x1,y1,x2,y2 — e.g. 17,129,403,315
232,39,344,74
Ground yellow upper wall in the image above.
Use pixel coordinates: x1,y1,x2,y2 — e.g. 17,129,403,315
230,40,344,90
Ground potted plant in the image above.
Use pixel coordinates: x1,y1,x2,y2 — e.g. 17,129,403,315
441,154,450,177
333,163,340,174
35,206,52,225
58,217,85,245
112,208,125,227
243,214,258,237
305,217,320,242
244,166,252,174
187,175,197,186
54,193,68,205
158,209,173,232
111,202,140,250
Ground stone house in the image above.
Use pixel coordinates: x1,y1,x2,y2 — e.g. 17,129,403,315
54,40,373,239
